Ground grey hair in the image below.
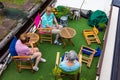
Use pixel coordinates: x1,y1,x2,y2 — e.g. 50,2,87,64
67,50,77,62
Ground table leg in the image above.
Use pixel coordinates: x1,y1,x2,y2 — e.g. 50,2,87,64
67,39,75,46
60,38,66,48
61,38,75,48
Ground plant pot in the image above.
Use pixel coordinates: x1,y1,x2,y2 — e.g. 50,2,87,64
98,27,104,31
56,18,60,23
98,22,106,31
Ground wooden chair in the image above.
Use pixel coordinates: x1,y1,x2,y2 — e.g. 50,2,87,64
12,56,34,73
83,26,101,45
54,52,82,80
9,37,34,73
34,13,52,44
79,45,96,67
37,28,52,44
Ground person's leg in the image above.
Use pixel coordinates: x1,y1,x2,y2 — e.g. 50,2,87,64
52,29,60,45
31,51,46,71
54,34,61,45
31,52,42,67
52,29,60,34
55,34,59,41
32,47,39,52
58,25,63,29
52,25,63,45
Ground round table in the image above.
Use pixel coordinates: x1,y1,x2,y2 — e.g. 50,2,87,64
60,27,76,48
27,33,39,46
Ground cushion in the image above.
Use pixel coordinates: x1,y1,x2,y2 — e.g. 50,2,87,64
94,46,101,57
34,13,41,28
82,46,101,56
9,36,18,56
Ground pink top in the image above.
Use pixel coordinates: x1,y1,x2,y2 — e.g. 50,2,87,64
15,40,31,56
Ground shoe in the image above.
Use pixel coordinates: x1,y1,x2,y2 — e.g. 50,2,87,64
40,58,46,62
54,40,62,45
33,66,39,71
57,42,62,45
54,40,57,44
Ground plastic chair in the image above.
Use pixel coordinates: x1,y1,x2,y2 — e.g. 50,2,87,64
34,13,52,44
54,52,82,80
79,45,96,67
9,37,34,73
83,26,101,45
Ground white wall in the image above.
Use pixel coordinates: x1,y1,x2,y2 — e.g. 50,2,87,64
81,0,112,16
99,6,119,80
55,0,112,16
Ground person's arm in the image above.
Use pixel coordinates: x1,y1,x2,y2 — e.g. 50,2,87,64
46,24,51,28
29,41,34,54
54,17,59,28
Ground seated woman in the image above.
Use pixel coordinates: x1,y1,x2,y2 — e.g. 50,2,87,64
42,6,63,45
59,50,80,72
15,33,46,71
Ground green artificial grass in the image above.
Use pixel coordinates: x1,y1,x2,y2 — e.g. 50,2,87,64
0,0,27,5
0,18,105,80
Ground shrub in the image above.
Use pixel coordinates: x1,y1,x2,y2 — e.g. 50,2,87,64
52,6,70,18
98,22,106,31
53,67,62,80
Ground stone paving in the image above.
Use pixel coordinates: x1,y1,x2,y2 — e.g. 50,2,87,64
0,0,37,41
0,19,16,40
23,0,34,11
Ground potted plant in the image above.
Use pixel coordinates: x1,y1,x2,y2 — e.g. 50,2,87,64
53,67,62,80
53,6,70,21
98,22,106,31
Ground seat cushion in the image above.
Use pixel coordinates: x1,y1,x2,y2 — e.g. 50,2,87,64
9,36,18,56
94,46,101,56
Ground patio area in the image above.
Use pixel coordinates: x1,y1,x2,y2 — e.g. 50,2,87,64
0,18,105,80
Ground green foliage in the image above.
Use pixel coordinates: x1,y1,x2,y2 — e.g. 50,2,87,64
57,78,63,80
68,13,74,20
98,22,106,29
55,12,64,19
53,67,63,80
35,0,42,3
0,0,27,5
53,67,62,76
54,6,70,18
